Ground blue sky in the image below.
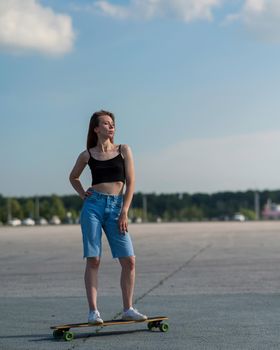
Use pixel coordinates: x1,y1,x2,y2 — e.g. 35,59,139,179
1,0,280,197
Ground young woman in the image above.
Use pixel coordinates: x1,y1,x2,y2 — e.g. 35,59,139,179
69,110,147,324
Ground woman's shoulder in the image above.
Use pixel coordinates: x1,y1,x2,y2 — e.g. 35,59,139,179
119,144,133,159
119,144,131,152
79,149,91,163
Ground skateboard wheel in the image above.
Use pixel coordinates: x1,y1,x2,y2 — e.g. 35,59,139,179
147,322,154,331
63,331,74,341
159,323,169,332
53,329,63,338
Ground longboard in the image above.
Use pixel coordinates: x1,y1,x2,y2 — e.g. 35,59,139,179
51,316,169,341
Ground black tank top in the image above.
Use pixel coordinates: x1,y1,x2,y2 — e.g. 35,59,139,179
87,144,126,186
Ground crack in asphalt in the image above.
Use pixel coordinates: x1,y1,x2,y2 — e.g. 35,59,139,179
133,243,212,306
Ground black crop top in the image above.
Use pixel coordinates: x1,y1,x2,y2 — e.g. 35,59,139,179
87,144,126,186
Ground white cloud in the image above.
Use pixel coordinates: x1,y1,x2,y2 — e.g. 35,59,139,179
93,0,221,22
0,0,75,56
73,1,280,43
226,0,280,43
244,0,265,13
93,1,130,19
135,130,280,193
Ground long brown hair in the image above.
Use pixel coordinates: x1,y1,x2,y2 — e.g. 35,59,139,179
86,110,115,149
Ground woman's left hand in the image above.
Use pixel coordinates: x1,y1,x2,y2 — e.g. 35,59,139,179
118,210,128,234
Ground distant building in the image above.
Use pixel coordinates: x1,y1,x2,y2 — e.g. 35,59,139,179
262,199,280,220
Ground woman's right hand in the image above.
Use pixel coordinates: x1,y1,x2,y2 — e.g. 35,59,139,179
82,189,92,200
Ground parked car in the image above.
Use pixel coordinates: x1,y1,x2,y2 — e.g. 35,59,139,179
49,216,61,225
233,213,245,222
22,218,35,226
8,218,22,226
37,217,48,225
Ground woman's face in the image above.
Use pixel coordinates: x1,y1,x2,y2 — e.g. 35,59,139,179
94,115,115,139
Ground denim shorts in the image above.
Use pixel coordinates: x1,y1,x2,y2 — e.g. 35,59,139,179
80,189,135,259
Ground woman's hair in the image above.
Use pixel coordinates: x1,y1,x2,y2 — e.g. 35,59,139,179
86,110,115,149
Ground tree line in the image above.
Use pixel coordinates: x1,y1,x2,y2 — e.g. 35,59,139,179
0,189,278,225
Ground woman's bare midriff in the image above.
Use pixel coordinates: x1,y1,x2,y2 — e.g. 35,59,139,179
90,181,124,195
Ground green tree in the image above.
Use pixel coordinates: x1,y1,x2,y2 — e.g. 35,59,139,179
239,208,256,220
40,199,51,220
23,199,35,218
68,209,79,223
11,199,23,219
129,208,144,222
0,197,8,223
162,210,172,222
179,205,204,221
49,195,66,220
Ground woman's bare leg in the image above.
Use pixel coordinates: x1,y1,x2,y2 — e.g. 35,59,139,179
84,257,101,310
119,256,135,310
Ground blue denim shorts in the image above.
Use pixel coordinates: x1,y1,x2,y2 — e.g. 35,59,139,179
80,189,135,259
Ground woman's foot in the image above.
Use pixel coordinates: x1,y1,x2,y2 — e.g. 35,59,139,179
88,310,103,324
122,307,147,321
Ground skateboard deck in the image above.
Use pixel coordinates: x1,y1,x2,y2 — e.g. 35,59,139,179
51,316,169,341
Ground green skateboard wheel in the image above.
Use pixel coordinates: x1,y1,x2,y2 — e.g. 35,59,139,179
147,322,154,331
63,331,74,341
159,323,169,332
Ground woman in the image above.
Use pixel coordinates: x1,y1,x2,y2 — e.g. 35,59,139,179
69,110,147,324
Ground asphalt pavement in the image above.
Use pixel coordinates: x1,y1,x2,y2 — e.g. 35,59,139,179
0,221,280,349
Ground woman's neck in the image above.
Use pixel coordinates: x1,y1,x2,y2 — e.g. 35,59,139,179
95,139,115,153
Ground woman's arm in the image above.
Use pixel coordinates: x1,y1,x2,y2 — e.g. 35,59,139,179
69,150,89,200
119,144,135,233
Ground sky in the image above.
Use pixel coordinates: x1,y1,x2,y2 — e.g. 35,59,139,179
1,0,280,197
